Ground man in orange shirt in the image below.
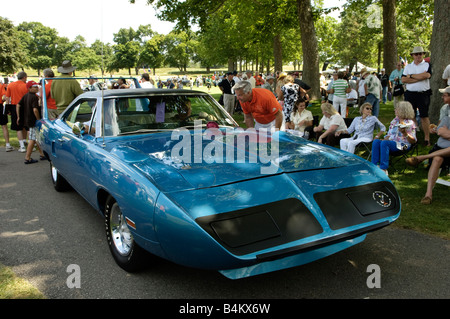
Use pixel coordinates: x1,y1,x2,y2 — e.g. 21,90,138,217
233,80,283,131
41,68,58,120
0,79,13,151
2,71,28,152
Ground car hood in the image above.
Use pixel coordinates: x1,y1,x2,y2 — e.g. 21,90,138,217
108,130,362,192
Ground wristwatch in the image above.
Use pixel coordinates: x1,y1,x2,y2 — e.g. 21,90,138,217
410,74,413,78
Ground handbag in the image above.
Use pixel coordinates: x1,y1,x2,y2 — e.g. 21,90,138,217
393,81,404,96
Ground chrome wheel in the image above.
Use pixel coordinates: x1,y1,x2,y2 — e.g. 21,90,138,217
49,161,70,192
51,164,58,183
105,196,149,271
109,203,133,256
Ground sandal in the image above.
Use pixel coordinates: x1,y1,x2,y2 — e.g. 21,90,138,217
24,158,38,164
420,196,432,205
40,155,47,161
405,157,420,167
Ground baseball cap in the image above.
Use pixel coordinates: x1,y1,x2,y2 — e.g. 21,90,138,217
439,86,450,94
26,81,39,89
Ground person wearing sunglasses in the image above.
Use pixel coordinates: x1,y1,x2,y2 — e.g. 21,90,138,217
402,46,432,146
339,102,386,154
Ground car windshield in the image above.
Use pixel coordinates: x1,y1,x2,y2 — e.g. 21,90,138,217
101,94,238,136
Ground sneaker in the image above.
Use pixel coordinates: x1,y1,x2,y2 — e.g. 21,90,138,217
18,147,26,153
5,145,14,152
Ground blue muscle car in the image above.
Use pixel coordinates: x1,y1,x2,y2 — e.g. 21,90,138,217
36,84,400,279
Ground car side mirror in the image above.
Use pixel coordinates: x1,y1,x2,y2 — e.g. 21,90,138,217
72,122,83,136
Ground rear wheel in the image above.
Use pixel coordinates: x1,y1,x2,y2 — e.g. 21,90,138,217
104,196,149,272
50,161,71,192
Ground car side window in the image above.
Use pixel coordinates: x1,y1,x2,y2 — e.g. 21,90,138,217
63,99,96,131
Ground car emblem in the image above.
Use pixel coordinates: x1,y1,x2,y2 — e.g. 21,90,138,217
372,191,392,208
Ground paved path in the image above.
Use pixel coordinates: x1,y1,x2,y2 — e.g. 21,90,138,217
0,149,448,300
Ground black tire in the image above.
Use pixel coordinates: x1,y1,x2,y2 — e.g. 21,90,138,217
50,161,71,192
104,196,149,272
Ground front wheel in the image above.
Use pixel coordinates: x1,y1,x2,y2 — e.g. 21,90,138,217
105,196,149,272
50,161,71,192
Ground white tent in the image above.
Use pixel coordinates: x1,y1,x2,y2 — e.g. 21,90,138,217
350,62,376,73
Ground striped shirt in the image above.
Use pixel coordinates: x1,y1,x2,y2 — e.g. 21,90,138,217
331,79,348,98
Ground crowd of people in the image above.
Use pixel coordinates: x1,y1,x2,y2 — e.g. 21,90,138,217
219,46,449,205
1,44,449,205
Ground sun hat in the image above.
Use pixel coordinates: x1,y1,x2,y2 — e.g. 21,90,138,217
360,68,368,77
278,72,288,79
410,46,427,55
57,60,77,73
439,86,450,94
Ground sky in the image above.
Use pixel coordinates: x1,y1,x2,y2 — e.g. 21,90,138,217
3,0,176,45
3,0,343,45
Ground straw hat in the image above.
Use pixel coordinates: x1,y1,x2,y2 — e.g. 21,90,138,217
278,72,288,80
360,68,368,77
410,46,428,56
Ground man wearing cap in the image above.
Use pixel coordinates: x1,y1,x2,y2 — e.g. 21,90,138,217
233,80,283,131
261,75,276,96
219,72,236,115
3,71,28,152
16,81,45,164
402,46,432,146
51,60,84,115
87,76,103,91
437,87,450,124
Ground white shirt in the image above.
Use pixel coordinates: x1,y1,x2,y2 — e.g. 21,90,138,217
403,60,431,92
248,77,256,88
358,79,366,97
442,64,450,86
319,113,347,132
141,81,154,88
347,89,358,100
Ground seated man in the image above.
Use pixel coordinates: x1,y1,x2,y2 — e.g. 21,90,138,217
406,113,450,205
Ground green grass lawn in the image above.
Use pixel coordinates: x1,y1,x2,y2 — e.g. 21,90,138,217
0,263,45,299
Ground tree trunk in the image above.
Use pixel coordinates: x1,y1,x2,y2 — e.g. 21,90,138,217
429,0,450,123
227,58,234,72
296,0,320,100
273,33,283,72
382,0,398,75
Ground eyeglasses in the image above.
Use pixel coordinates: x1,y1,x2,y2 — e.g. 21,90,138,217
413,53,423,56
365,107,373,110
